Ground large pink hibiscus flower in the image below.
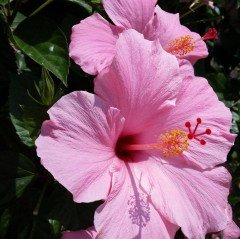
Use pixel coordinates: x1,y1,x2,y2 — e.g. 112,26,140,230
69,0,216,75
210,221,240,239
37,30,235,238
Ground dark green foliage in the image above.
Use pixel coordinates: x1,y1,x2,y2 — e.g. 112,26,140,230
13,16,70,86
0,151,36,209
0,0,239,238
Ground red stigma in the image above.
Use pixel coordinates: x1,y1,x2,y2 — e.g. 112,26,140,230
206,129,211,135
202,28,218,41
200,140,206,145
185,118,212,145
188,133,194,139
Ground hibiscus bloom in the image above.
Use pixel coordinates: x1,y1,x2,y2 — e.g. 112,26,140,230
211,208,240,239
37,30,235,238
211,222,240,239
69,0,217,75
221,220,240,239
62,227,97,239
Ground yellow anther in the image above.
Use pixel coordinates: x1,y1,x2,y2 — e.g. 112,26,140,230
166,35,194,56
153,129,189,157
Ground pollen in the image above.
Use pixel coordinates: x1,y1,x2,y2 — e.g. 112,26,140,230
166,35,195,56
153,129,189,157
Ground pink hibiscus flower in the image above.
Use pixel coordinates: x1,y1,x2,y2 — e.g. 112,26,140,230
211,222,240,239
37,30,235,238
211,207,240,239
221,220,240,239
62,227,97,239
69,0,217,75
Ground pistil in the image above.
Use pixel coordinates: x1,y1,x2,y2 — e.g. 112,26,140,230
118,119,212,158
185,118,212,145
166,28,218,56
120,129,189,157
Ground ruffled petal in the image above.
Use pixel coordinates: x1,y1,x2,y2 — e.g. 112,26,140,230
62,227,97,239
93,163,179,239
162,76,235,169
95,29,182,135
221,220,240,239
154,6,208,64
131,158,231,239
103,0,157,32
36,91,125,203
69,13,122,75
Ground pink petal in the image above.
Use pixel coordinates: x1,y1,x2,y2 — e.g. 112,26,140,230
132,158,232,239
222,220,240,239
143,12,161,41
154,6,208,64
62,227,97,239
211,206,240,238
161,76,235,169
69,13,122,75
36,91,125,203
95,29,182,135
103,0,157,32
93,163,179,238
178,59,195,76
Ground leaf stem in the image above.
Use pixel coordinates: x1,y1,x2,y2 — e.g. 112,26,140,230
185,16,224,25
33,181,48,216
0,4,8,21
29,0,55,17
6,0,11,19
180,3,204,19
9,0,23,25
231,98,240,108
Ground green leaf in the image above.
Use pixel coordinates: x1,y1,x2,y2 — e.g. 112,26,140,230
0,209,10,237
9,73,48,147
207,72,228,93
91,0,101,4
31,68,56,106
28,217,54,239
49,219,62,237
0,0,8,5
0,151,36,208
42,183,102,231
40,68,55,105
15,51,31,74
232,111,240,134
29,68,64,106
11,12,26,30
13,16,69,86
229,195,240,206
67,0,92,13
5,186,56,239
21,105,48,140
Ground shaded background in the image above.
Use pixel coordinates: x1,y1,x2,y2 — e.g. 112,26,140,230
0,0,239,238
